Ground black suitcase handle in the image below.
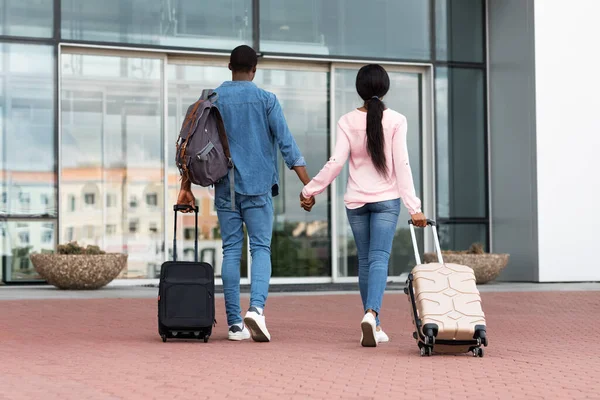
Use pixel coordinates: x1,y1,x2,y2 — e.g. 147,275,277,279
407,219,436,226
173,204,199,262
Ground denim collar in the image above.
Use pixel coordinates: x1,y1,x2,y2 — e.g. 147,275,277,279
220,80,256,87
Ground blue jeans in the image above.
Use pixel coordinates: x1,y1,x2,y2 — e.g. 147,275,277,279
346,199,400,327
215,180,273,326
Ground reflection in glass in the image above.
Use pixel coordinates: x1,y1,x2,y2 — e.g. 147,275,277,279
0,43,56,217
0,220,55,282
260,0,430,60
334,68,423,277
435,0,484,63
62,0,252,50
437,223,487,252
254,68,330,277
0,0,53,38
60,53,164,278
167,63,330,278
435,67,486,219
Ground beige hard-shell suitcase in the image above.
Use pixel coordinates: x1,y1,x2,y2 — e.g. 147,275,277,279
404,220,488,357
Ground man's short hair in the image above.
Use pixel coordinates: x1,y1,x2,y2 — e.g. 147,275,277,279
230,45,258,73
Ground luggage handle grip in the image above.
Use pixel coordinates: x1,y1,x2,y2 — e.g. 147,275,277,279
174,204,198,213
408,219,436,227
173,204,199,262
408,219,444,265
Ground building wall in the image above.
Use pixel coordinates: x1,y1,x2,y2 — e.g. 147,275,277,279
2,0,489,283
534,0,600,281
488,0,539,281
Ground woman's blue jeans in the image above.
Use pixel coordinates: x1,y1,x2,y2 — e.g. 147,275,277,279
346,199,400,326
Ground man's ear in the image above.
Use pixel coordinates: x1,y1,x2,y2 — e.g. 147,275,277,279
252,65,257,74
228,63,233,71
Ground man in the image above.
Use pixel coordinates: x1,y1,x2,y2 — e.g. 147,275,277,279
177,45,313,342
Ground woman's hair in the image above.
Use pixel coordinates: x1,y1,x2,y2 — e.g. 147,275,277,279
355,64,390,176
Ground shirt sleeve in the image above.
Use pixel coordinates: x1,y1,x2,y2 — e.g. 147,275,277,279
302,122,350,198
392,117,422,215
267,94,306,168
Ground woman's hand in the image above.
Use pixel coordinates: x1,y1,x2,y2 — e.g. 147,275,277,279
300,193,315,212
411,212,427,227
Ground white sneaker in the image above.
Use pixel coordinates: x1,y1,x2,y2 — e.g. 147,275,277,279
243,307,271,342
360,313,377,347
228,324,251,341
376,329,389,343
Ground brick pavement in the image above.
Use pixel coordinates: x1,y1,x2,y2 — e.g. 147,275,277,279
0,291,599,400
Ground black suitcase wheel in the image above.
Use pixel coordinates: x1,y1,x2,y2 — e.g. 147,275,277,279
161,334,167,343
419,346,432,357
203,335,209,343
472,348,484,358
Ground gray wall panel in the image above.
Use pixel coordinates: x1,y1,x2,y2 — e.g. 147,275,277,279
488,0,538,281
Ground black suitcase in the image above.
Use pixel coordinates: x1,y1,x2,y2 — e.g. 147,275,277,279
158,204,215,343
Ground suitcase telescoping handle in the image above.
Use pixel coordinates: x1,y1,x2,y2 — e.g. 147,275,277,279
173,204,199,262
408,219,444,265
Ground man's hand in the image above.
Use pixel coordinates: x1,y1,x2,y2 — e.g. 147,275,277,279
177,189,196,213
300,192,315,212
411,212,427,227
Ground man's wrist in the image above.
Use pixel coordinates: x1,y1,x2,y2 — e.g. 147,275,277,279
180,175,192,190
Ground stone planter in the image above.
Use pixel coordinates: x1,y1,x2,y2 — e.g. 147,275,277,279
423,253,509,284
30,253,127,290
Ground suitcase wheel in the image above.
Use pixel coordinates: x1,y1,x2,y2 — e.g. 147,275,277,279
161,334,167,343
420,346,432,357
203,335,209,343
472,348,484,358
423,335,435,346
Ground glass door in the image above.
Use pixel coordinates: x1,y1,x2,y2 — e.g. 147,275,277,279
331,64,430,281
166,61,238,282
57,48,433,284
60,48,165,279
166,58,330,281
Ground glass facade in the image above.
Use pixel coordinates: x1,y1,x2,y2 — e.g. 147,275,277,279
61,0,253,50
1,0,488,283
260,0,430,60
0,0,54,38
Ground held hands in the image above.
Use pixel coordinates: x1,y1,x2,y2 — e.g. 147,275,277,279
411,212,427,228
300,192,315,212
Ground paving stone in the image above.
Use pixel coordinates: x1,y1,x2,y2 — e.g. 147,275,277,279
0,291,598,399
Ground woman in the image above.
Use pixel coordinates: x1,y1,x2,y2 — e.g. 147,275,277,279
300,64,427,347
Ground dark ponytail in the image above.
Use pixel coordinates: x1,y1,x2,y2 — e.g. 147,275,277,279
356,64,390,177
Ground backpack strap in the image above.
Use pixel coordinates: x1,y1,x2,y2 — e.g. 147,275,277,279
177,100,203,177
213,107,236,211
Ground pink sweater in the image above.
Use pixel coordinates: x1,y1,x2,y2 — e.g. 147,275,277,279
302,109,422,214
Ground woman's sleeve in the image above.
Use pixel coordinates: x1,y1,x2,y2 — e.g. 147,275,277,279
392,116,422,214
301,122,351,198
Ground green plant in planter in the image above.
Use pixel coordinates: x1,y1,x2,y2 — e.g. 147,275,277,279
442,242,485,255
56,241,106,255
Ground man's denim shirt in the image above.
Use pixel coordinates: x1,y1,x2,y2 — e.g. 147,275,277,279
214,81,306,197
